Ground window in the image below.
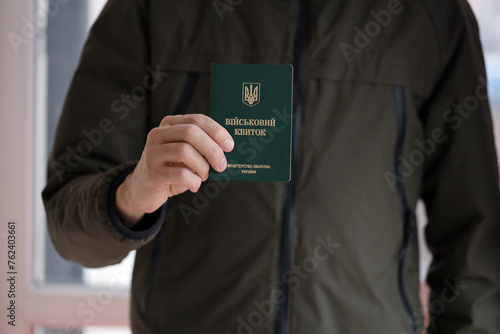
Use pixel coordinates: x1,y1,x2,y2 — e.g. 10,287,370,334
2,0,133,329
33,1,133,333
35,0,135,286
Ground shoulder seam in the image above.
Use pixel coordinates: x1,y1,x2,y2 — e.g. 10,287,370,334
412,0,444,69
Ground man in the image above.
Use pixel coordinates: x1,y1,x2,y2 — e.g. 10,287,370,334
42,0,500,333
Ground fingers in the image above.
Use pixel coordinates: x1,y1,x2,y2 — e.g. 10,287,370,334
138,114,233,198
123,114,229,214
150,125,226,172
160,114,234,152
150,114,234,172
158,166,202,193
148,143,210,181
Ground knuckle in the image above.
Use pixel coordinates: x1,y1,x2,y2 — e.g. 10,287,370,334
190,114,205,126
177,167,192,181
176,142,191,157
159,115,175,127
147,127,160,141
209,145,223,161
183,124,199,138
214,128,227,142
159,116,168,126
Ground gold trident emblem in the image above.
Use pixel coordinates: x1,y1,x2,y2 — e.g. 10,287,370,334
242,83,260,107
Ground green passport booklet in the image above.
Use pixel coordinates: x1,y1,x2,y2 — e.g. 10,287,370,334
209,63,293,181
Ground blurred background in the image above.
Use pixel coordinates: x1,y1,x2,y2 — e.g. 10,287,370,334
0,0,499,333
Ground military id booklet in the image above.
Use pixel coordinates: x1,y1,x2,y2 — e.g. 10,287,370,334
210,63,293,181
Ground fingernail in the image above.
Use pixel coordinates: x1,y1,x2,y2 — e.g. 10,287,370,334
218,157,227,171
223,138,234,151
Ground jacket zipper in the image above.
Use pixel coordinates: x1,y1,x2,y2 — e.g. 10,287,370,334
140,223,166,313
275,2,309,334
393,85,418,333
140,72,200,314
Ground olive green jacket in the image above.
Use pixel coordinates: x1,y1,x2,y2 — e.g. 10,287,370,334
42,0,500,333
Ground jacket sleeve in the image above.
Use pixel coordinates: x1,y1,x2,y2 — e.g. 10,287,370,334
42,0,167,268
420,1,500,332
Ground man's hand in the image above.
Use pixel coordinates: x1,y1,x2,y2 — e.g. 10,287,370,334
115,114,234,228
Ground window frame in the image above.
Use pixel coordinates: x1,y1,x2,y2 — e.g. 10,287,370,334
0,0,130,332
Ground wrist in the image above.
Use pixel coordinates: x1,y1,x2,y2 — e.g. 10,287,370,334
115,174,145,229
